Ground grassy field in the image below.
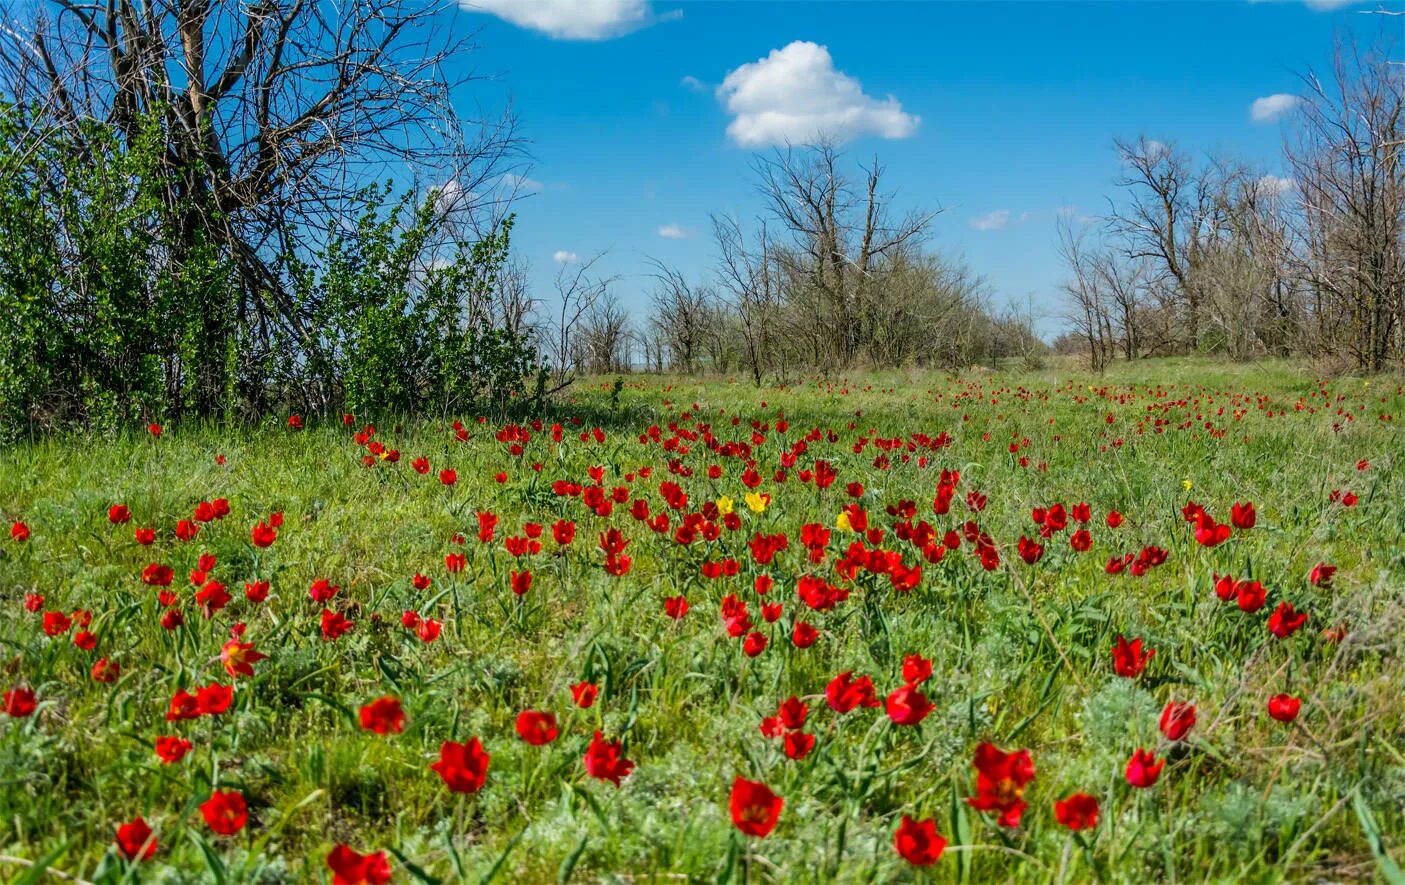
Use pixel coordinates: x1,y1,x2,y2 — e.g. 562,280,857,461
1,358,1402,883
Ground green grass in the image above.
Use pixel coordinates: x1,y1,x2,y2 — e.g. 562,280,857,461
1,358,1402,883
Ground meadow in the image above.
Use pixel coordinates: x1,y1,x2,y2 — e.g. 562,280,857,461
1,358,1402,884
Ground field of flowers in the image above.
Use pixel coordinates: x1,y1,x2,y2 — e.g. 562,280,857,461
1,358,1402,883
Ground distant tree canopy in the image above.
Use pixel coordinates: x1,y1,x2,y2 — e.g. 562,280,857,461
1060,38,1404,373
586,143,1046,382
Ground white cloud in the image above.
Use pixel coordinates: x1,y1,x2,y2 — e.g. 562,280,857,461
553,250,579,264
1251,93,1299,123
1255,174,1295,196
657,223,689,239
461,0,677,40
716,41,919,148
680,75,707,93
1304,0,1356,9
969,210,1011,231
498,173,544,194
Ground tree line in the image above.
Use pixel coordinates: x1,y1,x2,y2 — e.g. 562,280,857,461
1056,39,1403,373
558,144,1045,383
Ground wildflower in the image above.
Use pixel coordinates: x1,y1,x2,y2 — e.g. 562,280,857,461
729,777,782,837
967,742,1035,827
154,736,193,764
1160,701,1196,742
1111,635,1154,678
326,845,392,885
826,671,880,713
1124,748,1164,788
570,681,598,708
430,738,490,792
200,790,247,836
1267,602,1309,639
885,684,934,726
358,697,404,734
221,639,268,678
515,711,558,745
115,817,157,861
893,815,946,865
744,491,769,513
583,731,634,786
1267,694,1301,722
2,687,36,717
1054,793,1100,830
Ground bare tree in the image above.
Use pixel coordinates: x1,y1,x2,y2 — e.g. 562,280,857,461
1057,215,1115,371
1287,39,1405,370
646,259,711,373
546,253,618,385
752,142,939,368
711,213,790,384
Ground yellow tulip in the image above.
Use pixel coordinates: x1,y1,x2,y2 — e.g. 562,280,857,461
716,496,734,515
744,491,768,513
836,511,852,532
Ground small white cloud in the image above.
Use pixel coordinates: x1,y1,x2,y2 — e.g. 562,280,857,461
1304,0,1356,9
553,250,579,264
1255,174,1295,196
716,41,919,147
969,210,1011,231
461,0,676,40
680,75,707,93
1251,94,1299,123
657,223,689,239
498,173,544,194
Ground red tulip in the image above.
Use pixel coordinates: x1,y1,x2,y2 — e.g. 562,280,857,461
196,684,234,715
742,631,768,657
115,816,157,861
1159,701,1196,742
826,671,880,713
902,654,932,685
2,687,36,717
782,730,815,759
430,738,490,792
967,742,1034,827
1054,792,1100,830
326,845,392,884
221,639,267,678
358,697,404,734
200,789,247,836
1230,501,1256,529
154,736,193,764
583,731,634,786
1124,748,1164,788
792,620,818,648
885,683,934,726
1267,601,1309,639
108,504,131,524
729,777,783,837
321,609,354,641
515,710,559,745
1309,562,1336,587
570,681,598,708
893,814,946,865
251,521,277,548
1111,635,1154,678
1267,694,1301,722
10,520,30,542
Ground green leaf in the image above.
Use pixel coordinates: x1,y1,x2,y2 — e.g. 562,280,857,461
11,838,75,885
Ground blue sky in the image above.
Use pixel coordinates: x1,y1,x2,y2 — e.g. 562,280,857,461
440,1,1396,334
